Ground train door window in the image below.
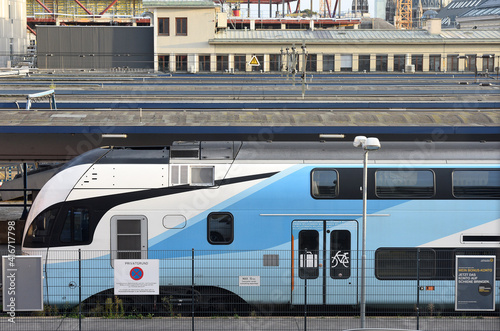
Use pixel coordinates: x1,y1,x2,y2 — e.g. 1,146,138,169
110,216,148,266
452,170,500,198
299,230,319,279
60,207,90,244
311,169,338,199
207,212,233,244
375,170,435,198
330,230,350,279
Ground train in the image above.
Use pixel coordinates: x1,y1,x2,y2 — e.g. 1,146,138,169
21,140,500,309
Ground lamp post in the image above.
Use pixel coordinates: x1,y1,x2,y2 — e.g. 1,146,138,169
353,136,381,328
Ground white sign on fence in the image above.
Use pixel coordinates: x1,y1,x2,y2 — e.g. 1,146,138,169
114,259,159,295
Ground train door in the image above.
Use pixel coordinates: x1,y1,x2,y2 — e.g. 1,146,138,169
110,215,148,267
291,220,358,305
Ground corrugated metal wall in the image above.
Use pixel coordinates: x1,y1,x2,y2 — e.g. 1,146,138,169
37,26,154,69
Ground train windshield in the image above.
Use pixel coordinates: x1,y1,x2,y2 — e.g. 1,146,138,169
24,207,59,248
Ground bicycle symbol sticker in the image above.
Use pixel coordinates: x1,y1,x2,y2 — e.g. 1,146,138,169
130,267,144,281
331,251,349,268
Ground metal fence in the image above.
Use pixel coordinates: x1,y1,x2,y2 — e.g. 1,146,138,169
1,249,498,331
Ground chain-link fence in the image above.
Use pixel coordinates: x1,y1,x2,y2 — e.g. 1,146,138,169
1,249,499,331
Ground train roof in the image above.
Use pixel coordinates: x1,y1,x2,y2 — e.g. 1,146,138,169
60,141,500,170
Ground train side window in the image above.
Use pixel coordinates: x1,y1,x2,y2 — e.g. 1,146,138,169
311,169,338,199
60,207,90,243
375,248,436,280
110,216,148,267
207,212,233,244
452,170,500,198
299,230,319,279
375,170,435,198
330,230,351,279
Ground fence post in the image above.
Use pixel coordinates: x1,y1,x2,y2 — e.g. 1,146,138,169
79,249,82,331
416,248,420,330
192,248,195,331
20,163,29,220
304,248,307,331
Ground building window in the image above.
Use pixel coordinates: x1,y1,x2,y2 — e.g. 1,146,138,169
483,55,494,72
234,55,246,72
323,54,334,72
269,54,282,71
453,170,500,198
158,18,169,35
176,55,187,71
447,54,459,72
207,212,234,244
199,55,210,72
340,54,352,72
217,55,228,72
311,169,338,199
375,170,435,198
251,55,264,72
176,17,187,36
393,54,405,72
465,55,476,72
376,55,387,71
412,54,423,71
159,55,169,72
358,55,370,72
429,55,441,72
306,54,317,72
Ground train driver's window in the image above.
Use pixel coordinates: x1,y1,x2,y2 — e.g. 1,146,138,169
311,169,338,199
60,207,90,244
207,212,234,245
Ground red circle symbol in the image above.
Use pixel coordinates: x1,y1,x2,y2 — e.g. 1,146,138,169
130,267,144,281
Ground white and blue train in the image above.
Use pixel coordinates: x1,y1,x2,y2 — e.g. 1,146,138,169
22,141,500,308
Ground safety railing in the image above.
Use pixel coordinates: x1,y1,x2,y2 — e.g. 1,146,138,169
0,249,498,331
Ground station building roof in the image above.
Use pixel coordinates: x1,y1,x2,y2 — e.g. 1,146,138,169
209,28,500,43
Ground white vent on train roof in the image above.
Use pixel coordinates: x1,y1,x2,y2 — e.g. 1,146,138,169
170,165,215,186
171,165,189,185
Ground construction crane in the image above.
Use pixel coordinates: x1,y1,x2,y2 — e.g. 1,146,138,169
395,0,412,29
319,0,337,17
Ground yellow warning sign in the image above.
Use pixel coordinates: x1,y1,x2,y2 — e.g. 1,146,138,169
248,55,260,66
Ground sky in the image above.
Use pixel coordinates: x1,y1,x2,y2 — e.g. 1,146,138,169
231,0,378,19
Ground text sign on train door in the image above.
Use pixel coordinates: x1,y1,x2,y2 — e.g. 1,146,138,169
455,255,496,311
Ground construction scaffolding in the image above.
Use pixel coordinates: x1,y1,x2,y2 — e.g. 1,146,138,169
27,0,150,27
395,0,412,29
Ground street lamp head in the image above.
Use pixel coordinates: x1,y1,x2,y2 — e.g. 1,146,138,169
364,137,381,150
353,136,381,150
353,136,367,148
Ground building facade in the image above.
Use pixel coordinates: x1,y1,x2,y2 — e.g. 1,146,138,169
146,1,500,74
0,0,28,68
